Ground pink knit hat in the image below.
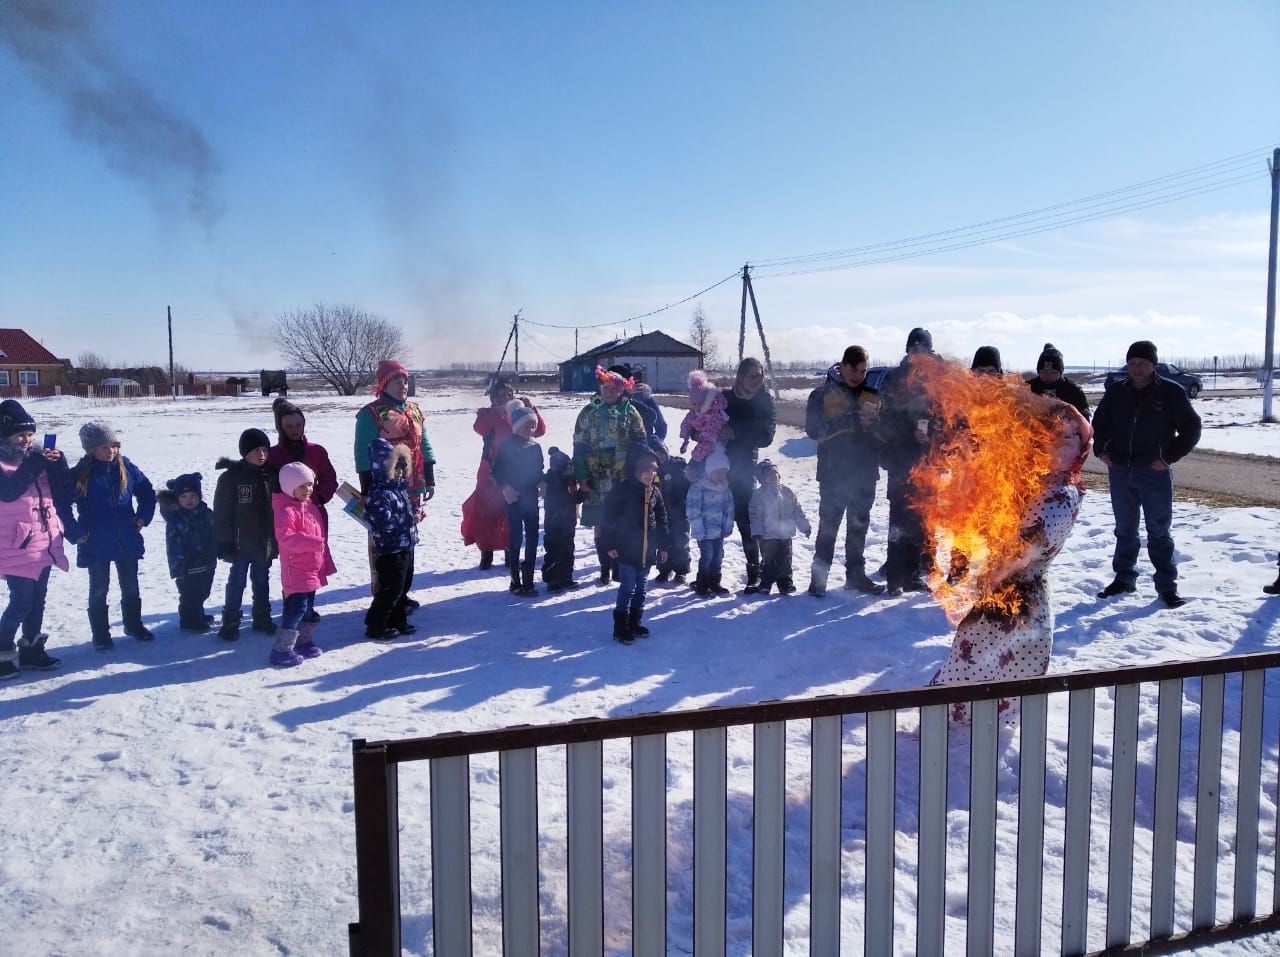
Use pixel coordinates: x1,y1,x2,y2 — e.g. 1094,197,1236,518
375,359,409,393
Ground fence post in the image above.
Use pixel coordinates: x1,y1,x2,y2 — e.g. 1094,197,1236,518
350,739,401,957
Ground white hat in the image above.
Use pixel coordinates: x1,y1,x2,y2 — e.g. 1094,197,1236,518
279,462,316,496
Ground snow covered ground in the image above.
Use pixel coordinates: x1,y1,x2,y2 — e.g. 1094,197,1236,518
3,389,1280,955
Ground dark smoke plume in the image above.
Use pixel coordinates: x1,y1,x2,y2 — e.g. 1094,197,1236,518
1,0,222,231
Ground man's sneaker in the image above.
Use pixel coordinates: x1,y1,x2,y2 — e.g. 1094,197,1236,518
180,621,212,635
844,573,887,595
251,619,278,636
365,627,398,641
1098,579,1137,599
0,659,19,680
19,645,59,670
1159,590,1188,609
92,635,115,651
124,624,155,641
269,647,304,667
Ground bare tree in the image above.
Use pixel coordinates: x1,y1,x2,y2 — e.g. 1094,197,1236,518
75,350,110,386
689,304,717,370
273,304,406,395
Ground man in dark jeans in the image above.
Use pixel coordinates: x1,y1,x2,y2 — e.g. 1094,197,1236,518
805,345,884,596
1092,340,1201,608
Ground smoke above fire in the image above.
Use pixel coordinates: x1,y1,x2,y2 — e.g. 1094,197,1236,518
1,0,222,232
907,358,1066,624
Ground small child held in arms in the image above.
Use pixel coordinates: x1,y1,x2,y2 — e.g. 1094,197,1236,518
686,448,735,597
541,446,587,593
678,369,729,475
269,462,334,666
653,445,691,586
363,438,419,640
491,402,545,597
157,472,217,633
748,459,811,596
599,448,669,644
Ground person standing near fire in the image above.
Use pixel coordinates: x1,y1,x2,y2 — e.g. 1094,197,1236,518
1027,343,1090,421
1092,340,1201,609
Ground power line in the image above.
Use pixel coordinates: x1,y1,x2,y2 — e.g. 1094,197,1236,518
521,271,740,331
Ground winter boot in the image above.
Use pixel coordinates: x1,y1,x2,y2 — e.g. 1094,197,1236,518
612,609,634,645
89,605,114,651
710,573,731,597
672,572,687,586
596,544,613,585
653,569,672,585
121,598,154,641
0,652,17,681
693,573,711,597
509,566,522,593
294,620,323,660
19,634,60,670
517,565,538,597
1264,570,1280,595
218,611,241,642
479,550,494,570
627,609,650,638
251,596,277,635
844,570,886,595
269,628,304,667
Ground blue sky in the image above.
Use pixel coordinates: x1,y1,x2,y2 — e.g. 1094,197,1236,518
1,0,1277,373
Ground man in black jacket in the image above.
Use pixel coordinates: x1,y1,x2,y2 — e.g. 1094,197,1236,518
1093,340,1201,608
805,345,884,596
1028,343,1090,420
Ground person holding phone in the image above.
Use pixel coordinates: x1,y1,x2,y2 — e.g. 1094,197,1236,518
0,400,69,676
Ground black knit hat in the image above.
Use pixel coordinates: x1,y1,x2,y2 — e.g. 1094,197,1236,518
1037,342,1065,373
239,428,271,456
906,327,933,352
971,345,1002,372
166,472,203,497
272,396,304,433
0,399,35,438
1126,340,1158,364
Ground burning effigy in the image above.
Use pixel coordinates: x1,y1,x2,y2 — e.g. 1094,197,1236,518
907,358,1092,723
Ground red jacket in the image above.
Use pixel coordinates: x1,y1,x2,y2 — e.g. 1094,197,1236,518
267,440,339,507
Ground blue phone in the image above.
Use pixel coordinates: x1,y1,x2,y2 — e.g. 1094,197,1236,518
43,433,56,450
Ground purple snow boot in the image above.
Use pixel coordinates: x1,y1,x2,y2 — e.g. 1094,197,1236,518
269,628,303,667
294,620,323,660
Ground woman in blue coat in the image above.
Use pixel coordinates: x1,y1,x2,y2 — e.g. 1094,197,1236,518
63,421,156,650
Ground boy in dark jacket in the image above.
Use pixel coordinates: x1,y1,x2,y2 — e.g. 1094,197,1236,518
542,446,586,593
492,405,545,596
653,446,691,585
213,428,278,640
599,449,669,644
158,472,217,633
363,438,419,639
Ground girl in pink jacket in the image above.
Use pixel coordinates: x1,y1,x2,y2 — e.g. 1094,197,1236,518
269,462,336,667
0,400,69,677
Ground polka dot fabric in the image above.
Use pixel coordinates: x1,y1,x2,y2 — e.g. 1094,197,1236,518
930,483,1082,724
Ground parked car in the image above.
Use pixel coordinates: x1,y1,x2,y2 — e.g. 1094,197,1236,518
1104,363,1202,398
865,366,891,392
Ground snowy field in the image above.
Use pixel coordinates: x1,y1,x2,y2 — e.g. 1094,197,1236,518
3,388,1280,955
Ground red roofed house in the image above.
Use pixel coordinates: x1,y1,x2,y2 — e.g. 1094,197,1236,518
0,329,68,396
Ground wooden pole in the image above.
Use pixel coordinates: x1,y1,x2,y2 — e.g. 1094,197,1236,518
743,268,779,399
1263,148,1278,422
167,305,175,400
738,264,749,366
513,311,520,391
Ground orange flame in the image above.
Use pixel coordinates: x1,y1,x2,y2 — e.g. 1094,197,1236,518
906,358,1069,624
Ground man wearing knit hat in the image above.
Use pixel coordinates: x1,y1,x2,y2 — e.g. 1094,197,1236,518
354,358,436,611
1027,342,1090,420
1092,339,1202,608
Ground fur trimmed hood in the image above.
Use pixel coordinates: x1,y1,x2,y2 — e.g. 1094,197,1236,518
369,437,412,487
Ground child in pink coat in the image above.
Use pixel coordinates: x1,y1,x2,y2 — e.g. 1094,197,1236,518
269,462,336,667
679,369,729,470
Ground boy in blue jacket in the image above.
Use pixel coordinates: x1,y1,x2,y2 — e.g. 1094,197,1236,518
363,438,419,640
157,472,217,633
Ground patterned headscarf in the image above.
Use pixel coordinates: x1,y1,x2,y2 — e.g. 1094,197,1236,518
595,365,634,390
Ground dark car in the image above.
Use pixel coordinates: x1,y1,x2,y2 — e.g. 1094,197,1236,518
865,366,891,392
1104,362,1202,398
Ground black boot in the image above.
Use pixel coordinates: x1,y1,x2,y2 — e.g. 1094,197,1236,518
19,634,59,670
218,611,241,642
711,573,730,597
509,567,522,593
479,550,494,570
596,543,612,585
1265,570,1280,595
89,605,114,651
612,609,634,644
251,598,277,635
121,597,154,641
628,609,649,638
518,565,538,597
844,570,887,595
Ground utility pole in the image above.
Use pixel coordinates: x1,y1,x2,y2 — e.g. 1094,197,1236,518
1263,148,1279,422
741,266,779,399
513,311,520,390
167,305,175,400
738,263,749,364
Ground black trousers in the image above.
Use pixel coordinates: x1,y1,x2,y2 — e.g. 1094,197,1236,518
885,473,925,588
506,498,539,575
542,520,576,586
177,568,215,628
367,549,413,631
759,538,794,589
656,522,691,576
812,480,876,576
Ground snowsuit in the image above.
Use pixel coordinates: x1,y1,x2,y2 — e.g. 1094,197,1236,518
655,455,692,579
461,403,546,554
723,387,775,584
542,448,586,590
214,456,278,633
492,433,545,590
805,365,882,589
0,446,69,661
65,453,156,644
363,439,419,634
157,489,217,631
686,474,735,582
930,482,1082,723
748,483,811,593
679,389,729,463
